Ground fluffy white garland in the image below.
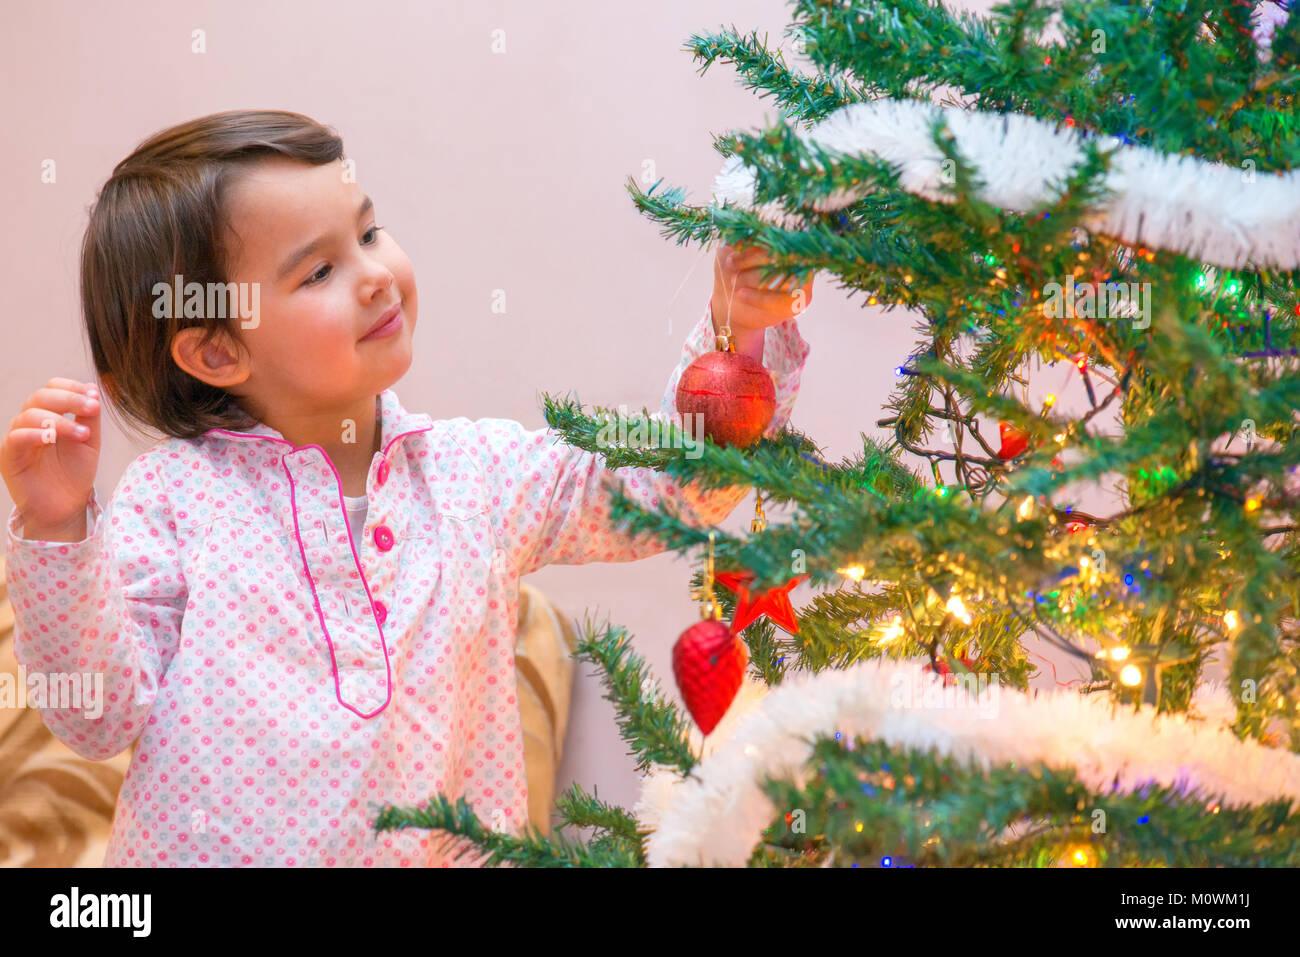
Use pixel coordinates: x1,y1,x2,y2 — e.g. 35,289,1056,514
635,660,1300,867
712,98,1300,270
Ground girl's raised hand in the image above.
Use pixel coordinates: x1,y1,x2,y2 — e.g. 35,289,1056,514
710,241,814,337
0,378,102,540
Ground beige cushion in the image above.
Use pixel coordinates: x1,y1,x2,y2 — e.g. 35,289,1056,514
0,554,575,864
0,556,131,867
513,582,578,837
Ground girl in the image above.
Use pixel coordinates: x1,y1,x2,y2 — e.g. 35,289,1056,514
0,110,812,867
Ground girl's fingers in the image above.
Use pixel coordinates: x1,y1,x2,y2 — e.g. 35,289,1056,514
738,274,813,301
737,266,807,292
44,377,97,396
729,244,774,271
5,427,75,456
717,242,814,312
13,407,93,443
717,241,768,272
23,387,100,420
737,283,813,315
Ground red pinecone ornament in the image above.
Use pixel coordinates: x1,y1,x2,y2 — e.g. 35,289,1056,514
676,350,776,448
672,619,748,735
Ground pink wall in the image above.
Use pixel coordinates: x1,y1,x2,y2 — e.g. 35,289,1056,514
3,0,1112,829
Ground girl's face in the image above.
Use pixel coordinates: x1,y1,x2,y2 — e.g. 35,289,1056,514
217,157,418,419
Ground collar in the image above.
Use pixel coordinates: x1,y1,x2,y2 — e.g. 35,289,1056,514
202,388,435,455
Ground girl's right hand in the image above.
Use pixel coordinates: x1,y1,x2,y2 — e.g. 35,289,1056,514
0,378,102,538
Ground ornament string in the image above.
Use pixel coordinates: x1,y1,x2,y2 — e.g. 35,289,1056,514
695,531,723,621
664,243,714,337
715,254,741,352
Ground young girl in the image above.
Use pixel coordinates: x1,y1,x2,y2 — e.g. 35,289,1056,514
0,109,812,867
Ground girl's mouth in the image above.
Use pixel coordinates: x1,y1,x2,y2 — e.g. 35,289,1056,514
360,304,403,341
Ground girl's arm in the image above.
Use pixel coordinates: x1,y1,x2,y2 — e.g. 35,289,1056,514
467,298,810,577
3,452,185,761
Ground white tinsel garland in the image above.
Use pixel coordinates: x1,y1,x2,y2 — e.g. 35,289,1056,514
635,661,1300,867
712,98,1300,270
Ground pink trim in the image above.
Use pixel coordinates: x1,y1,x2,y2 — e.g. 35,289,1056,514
204,428,294,447
283,448,392,719
205,410,435,720
382,426,418,458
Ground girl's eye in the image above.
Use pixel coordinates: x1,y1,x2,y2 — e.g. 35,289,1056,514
301,225,386,287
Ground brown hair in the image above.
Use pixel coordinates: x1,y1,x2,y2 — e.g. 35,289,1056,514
81,109,344,439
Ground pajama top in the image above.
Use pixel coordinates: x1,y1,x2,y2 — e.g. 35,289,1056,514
3,301,810,866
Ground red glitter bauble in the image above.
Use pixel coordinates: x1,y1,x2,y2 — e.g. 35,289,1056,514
675,350,776,448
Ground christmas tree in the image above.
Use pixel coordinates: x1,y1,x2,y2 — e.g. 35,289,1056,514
375,0,1300,866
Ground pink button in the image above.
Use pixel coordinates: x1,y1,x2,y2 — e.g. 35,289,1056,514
373,600,387,626
377,460,390,486
373,525,394,551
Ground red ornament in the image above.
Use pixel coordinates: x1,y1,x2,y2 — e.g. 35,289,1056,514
676,349,776,448
714,570,807,634
672,619,748,735
997,421,1030,460
923,654,979,687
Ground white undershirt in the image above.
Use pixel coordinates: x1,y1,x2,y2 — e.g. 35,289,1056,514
341,493,369,548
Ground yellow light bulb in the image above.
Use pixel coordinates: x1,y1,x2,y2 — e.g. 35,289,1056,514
1245,497,1262,512
876,614,904,645
1017,496,1034,519
839,564,866,582
945,594,972,625
1119,664,1142,687
1223,610,1239,631
1111,646,1131,661
1043,394,1057,408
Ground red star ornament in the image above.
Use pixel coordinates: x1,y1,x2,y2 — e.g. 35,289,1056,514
714,570,807,635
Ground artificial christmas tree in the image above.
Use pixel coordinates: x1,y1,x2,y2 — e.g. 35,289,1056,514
375,0,1300,866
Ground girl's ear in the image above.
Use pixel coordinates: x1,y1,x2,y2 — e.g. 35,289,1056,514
171,327,251,389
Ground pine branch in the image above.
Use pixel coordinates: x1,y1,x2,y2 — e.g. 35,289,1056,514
370,794,641,868
572,615,699,776
755,736,1300,866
